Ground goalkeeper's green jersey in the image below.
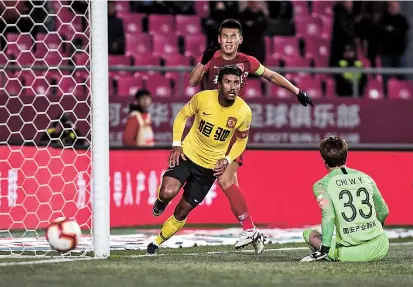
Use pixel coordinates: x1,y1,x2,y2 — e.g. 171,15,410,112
313,167,389,248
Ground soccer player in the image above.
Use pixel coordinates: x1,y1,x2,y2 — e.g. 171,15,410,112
189,19,313,250
300,136,389,262
147,65,261,255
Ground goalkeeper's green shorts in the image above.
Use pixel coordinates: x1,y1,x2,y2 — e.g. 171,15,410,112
328,232,389,262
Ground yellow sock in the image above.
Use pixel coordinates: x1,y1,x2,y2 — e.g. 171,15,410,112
154,215,186,246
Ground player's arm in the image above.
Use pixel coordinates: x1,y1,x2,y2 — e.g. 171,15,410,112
189,43,219,87
172,94,199,146
372,180,389,226
313,182,335,249
225,108,252,164
247,55,313,107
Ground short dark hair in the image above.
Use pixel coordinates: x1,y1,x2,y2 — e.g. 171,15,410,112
319,136,348,167
218,65,242,83
135,89,151,100
219,19,242,35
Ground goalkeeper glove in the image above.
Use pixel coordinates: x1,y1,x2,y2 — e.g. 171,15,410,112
300,245,330,262
201,42,220,65
296,90,314,107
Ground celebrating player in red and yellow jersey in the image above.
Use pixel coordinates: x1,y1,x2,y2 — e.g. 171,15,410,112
189,19,314,252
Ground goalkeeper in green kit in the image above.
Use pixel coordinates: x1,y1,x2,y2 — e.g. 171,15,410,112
301,136,389,262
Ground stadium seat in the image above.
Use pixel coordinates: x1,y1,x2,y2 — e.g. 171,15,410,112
388,79,413,100
270,85,295,99
17,70,37,87
312,1,334,16
74,52,90,66
32,77,51,96
322,76,336,98
131,53,160,67
126,33,152,55
153,35,178,55
295,76,323,98
145,73,173,97
365,78,384,99
56,8,83,31
194,1,209,18
109,55,131,66
292,0,310,17
36,33,64,55
15,51,36,66
117,75,143,97
57,76,77,96
163,54,191,66
243,79,263,98
184,35,206,57
4,78,23,97
114,1,130,13
119,13,144,34
295,16,323,38
281,55,311,67
6,33,33,53
306,36,330,66
148,15,175,35
272,37,299,59
165,72,199,97
176,15,201,36
264,55,280,68
132,53,161,66
0,52,8,65
319,15,333,39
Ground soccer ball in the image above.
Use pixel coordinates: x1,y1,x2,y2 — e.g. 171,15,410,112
46,217,82,252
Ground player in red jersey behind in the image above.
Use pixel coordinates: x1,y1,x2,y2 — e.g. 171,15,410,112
189,19,313,253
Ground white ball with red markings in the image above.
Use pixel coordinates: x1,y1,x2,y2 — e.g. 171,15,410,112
46,217,82,252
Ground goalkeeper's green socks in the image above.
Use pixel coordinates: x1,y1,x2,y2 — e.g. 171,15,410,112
154,215,186,246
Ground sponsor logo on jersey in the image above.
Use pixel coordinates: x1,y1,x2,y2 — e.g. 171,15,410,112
226,117,237,128
236,63,245,72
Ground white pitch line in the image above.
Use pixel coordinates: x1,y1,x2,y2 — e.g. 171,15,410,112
0,257,99,267
127,247,309,258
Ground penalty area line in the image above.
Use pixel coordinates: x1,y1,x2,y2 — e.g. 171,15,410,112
0,257,100,267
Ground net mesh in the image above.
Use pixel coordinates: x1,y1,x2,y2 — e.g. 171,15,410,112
0,0,92,256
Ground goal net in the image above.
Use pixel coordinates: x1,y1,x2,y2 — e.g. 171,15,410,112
0,1,109,257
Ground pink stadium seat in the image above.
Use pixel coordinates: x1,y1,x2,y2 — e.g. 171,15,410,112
153,35,178,55
56,8,83,31
320,15,333,39
176,15,201,35
292,0,310,17
132,53,161,66
36,33,63,55
264,55,280,67
117,75,143,97
4,78,23,96
163,54,191,66
265,36,271,56
243,79,263,98
365,78,384,99
148,15,175,35
312,1,334,16
195,1,209,18
119,13,143,34
74,52,90,66
32,77,51,96
6,33,33,53
282,55,311,67
145,73,173,97
272,37,299,58
109,55,131,66
306,36,330,66
270,85,295,99
16,51,36,66
0,52,8,65
165,72,200,98
57,76,77,95
17,70,37,87
44,51,69,66
114,1,130,13
388,79,413,100
295,16,323,38
323,76,336,98
126,34,152,55
184,35,206,57
295,76,323,98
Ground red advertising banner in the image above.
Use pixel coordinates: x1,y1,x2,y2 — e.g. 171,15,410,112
2,95,413,145
2,145,411,230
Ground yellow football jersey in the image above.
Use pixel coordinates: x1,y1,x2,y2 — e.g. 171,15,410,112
173,90,252,169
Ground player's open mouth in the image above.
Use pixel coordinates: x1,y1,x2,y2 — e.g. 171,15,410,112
225,45,233,50
229,92,235,97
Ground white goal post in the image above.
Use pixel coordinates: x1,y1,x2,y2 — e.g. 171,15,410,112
0,0,110,258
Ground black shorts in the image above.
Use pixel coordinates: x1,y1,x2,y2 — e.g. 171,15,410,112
163,157,216,207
